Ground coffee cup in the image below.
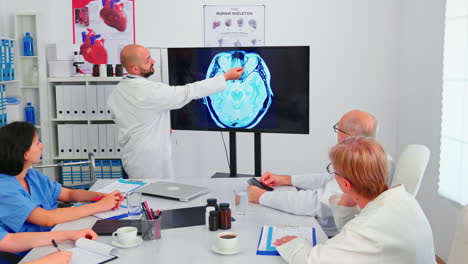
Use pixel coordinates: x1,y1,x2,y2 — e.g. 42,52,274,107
214,232,240,253
112,226,138,245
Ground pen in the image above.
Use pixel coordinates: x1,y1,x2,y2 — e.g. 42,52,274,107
51,239,60,252
143,201,154,220
91,196,104,202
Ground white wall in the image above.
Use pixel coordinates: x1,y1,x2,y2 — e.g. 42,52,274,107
5,0,457,260
398,0,460,260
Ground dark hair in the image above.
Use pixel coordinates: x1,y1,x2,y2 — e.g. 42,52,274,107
0,122,37,175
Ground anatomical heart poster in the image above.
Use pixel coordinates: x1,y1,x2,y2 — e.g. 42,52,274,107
72,0,135,74
204,5,265,47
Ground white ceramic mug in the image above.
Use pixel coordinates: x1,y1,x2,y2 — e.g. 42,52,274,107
112,226,138,245
214,232,240,252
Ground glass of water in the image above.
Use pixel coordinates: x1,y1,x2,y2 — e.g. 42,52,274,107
126,192,142,219
233,188,248,215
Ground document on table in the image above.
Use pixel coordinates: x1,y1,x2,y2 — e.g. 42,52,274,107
257,225,317,256
96,178,148,194
66,238,119,264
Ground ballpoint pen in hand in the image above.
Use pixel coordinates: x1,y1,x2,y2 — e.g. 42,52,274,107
51,239,61,252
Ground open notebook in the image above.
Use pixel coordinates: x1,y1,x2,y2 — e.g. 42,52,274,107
66,238,119,264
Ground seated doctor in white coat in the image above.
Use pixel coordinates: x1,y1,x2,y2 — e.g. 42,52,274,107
108,44,244,179
248,110,395,236
274,137,436,264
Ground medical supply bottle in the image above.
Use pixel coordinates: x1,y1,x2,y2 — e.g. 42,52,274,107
92,64,100,77
209,210,219,231
99,64,107,77
23,32,34,56
218,203,231,230
25,102,36,125
206,198,218,211
205,198,218,228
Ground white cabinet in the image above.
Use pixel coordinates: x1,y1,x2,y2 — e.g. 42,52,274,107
47,77,123,181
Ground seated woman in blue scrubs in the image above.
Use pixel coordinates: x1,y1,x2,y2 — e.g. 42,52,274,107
0,122,124,235
0,227,97,264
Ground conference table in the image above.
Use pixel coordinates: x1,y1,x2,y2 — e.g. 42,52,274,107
21,177,328,263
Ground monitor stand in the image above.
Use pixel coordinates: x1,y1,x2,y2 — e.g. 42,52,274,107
211,132,262,178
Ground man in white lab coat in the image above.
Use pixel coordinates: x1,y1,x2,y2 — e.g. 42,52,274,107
248,110,395,236
108,44,243,179
274,137,435,264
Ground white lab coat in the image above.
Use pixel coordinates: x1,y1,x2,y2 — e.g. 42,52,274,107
259,172,341,236
276,185,436,264
107,75,226,179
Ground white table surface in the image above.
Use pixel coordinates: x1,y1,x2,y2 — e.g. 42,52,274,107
21,177,328,263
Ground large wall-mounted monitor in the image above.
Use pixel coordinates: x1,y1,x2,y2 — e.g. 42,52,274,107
168,46,310,134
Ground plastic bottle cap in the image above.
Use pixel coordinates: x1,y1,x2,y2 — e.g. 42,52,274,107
27,102,32,106
207,198,217,205
26,32,30,36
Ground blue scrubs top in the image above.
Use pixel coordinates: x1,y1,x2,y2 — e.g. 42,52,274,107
0,169,62,234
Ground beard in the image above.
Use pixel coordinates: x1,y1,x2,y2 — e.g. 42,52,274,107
142,64,155,78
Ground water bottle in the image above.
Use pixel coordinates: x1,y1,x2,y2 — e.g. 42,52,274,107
23,32,34,56
25,102,36,125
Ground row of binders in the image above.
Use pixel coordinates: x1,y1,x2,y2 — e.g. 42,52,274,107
0,85,6,127
62,159,124,190
0,39,15,81
57,124,121,158
55,85,116,120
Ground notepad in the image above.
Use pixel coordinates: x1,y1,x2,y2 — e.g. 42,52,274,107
66,238,119,264
256,225,316,256
96,178,148,194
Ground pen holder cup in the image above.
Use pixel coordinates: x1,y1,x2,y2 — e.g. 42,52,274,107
141,217,161,240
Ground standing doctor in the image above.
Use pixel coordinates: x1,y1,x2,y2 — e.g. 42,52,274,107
108,44,244,179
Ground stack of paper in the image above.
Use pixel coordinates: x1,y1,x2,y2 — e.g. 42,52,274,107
257,225,316,256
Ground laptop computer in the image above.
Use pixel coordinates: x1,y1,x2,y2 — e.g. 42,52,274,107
139,182,208,202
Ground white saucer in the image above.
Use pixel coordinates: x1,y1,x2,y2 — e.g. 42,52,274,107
211,245,241,255
112,237,143,248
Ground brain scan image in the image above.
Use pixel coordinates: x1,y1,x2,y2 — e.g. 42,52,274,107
203,51,274,129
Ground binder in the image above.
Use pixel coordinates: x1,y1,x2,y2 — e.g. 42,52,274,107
79,85,87,119
95,160,103,179
71,86,81,119
88,85,98,119
72,125,81,157
79,124,89,155
90,124,99,157
55,85,65,119
71,160,82,185
63,86,73,119
111,160,122,178
96,85,106,119
104,85,115,118
62,161,73,186
98,124,107,157
101,160,111,179
106,124,115,157
58,124,72,158
114,125,121,157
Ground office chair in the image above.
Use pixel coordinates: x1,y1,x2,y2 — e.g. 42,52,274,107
391,144,430,196
447,205,468,264
34,152,97,189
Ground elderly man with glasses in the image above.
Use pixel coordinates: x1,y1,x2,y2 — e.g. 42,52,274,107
247,110,395,236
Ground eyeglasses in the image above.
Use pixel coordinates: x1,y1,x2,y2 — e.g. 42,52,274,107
327,162,353,185
333,123,351,136
326,162,340,176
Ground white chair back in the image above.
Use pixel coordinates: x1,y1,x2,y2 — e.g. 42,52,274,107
391,144,430,196
447,205,468,264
